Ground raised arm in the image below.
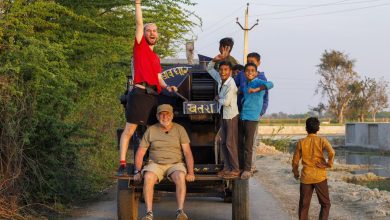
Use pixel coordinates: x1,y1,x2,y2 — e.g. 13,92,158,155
206,61,220,81
135,0,143,43
207,47,230,81
248,80,274,93
248,85,265,93
255,80,274,90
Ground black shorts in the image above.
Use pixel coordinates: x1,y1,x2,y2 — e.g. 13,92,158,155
126,88,158,125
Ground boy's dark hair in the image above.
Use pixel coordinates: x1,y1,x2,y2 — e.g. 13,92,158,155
218,61,232,70
232,64,244,72
219,37,234,52
247,52,261,62
306,117,320,134
244,63,257,72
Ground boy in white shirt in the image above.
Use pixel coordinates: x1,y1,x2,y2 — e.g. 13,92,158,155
207,48,240,179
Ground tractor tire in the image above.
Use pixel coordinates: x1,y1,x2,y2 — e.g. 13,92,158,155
232,179,249,220
117,179,140,220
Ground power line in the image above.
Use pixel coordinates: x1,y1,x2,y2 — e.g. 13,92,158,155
197,29,242,53
272,77,318,81
249,0,351,17
245,0,390,19
249,0,386,8
197,5,245,37
249,2,323,7
263,2,390,20
200,5,245,31
196,19,236,40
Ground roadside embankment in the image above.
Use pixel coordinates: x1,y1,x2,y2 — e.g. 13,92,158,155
258,125,344,135
255,143,390,219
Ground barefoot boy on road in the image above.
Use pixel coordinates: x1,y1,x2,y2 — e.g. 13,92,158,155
292,117,335,220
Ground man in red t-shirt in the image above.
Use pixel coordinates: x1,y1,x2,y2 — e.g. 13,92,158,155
118,0,177,178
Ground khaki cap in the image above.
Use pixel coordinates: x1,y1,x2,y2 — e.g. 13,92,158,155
157,104,173,114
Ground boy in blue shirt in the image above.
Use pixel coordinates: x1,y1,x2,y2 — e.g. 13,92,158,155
235,52,268,173
239,63,274,179
234,52,268,114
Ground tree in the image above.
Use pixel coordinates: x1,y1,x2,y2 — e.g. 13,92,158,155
368,78,389,122
346,77,377,122
1,0,199,217
315,50,359,123
309,103,326,118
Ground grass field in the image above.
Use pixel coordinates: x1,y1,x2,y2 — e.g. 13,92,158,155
259,118,390,126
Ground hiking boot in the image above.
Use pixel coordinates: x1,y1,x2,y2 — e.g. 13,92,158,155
176,209,188,220
223,170,240,179
117,164,128,176
241,171,252,180
142,211,153,220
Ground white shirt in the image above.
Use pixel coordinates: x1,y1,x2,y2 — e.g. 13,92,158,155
207,62,239,119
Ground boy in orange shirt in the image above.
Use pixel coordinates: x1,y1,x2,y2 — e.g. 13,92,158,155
292,117,335,220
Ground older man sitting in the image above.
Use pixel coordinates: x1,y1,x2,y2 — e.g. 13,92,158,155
133,104,195,220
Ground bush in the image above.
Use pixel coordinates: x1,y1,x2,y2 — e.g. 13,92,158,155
260,126,295,152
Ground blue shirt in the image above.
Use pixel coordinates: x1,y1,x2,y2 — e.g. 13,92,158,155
240,78,274,121
234,70,268,116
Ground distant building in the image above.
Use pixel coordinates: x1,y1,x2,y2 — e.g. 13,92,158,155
345,123,390,151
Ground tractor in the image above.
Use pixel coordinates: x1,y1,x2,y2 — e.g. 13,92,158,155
116,60,249,220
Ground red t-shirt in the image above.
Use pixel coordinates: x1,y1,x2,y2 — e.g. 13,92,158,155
133,36,162,94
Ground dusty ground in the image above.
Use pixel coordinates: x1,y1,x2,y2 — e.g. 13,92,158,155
255,143,390,220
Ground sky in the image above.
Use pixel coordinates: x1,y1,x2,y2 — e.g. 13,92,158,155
170,0,390,114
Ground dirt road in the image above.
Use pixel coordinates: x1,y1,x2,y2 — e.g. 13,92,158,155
66,173,290,220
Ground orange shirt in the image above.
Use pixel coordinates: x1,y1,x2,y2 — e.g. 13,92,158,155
292,134,335,184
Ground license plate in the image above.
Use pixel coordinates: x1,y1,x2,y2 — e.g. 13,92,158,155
183,101,219,114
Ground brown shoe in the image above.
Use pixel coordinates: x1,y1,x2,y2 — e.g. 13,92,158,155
223,170,240,179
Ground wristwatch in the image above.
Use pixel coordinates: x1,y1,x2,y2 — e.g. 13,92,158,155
134,170,142,177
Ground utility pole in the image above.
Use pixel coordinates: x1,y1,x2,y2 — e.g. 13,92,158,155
236,3,259,64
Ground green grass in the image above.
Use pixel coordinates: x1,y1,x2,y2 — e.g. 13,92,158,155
261,138,296,153
354,179,390,192
259,126,296,152
259,118,343,126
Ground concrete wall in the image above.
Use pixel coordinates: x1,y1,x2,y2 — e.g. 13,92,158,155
345,123,390,150
258,125,345,135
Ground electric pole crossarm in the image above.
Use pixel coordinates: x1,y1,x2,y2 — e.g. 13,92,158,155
236,19,245,30
236,18,259,31
248,19,259,30
235,3,259,64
